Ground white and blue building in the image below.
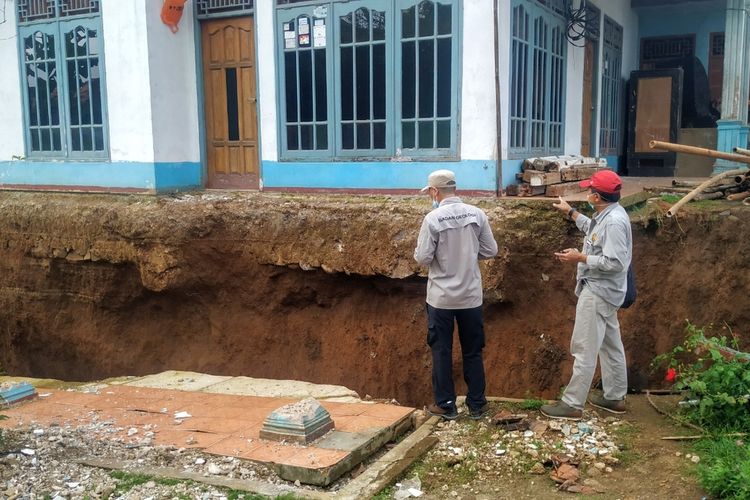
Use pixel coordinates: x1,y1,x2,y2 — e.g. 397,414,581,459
0,0,747,194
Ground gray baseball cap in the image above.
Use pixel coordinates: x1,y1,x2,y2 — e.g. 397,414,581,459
420,169,456,192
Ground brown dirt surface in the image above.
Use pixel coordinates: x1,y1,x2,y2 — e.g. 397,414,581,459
0,191,748,409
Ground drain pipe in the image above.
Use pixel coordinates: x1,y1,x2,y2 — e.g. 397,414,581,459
493,0,503,196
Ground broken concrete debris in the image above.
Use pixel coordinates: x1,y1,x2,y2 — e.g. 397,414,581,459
428,411,623,496
506,155,608,197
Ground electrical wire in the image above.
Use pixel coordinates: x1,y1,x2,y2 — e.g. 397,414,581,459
565,0,599,47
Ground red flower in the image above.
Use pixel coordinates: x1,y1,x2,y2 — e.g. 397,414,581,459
665,367,677,383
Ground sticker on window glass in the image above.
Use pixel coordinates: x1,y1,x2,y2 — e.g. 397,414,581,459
285,38,296,49
299,34,310,46
313,23,326,47
298,23,309,35
283,22,293,31
284,30,295,39
313,6,327,18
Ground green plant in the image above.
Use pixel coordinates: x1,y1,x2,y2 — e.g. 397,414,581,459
520,398,545,411
693,437,750,499
653,322,750,432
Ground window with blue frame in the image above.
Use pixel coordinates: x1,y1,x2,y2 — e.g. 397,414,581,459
509,0,566,158
600,16,623,156
16,0,108,159
275,0,460,160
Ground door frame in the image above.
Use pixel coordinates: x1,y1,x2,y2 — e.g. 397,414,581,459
193,8,262,190
581,36,600,157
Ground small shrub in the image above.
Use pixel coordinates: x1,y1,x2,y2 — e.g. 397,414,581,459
653,322,750,432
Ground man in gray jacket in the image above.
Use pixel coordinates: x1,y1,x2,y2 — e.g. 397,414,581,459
541,169,632,420
414,170,498,420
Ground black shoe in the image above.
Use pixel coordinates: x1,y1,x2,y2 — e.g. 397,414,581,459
468,404,489,420
426,403,459,420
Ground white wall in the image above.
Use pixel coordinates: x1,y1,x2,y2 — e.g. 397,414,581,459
256,1,278,164
145,0,200,163
0,5,26,160
497,0,512,159
564,0,586,156
102,0,154,162
460,0,498,160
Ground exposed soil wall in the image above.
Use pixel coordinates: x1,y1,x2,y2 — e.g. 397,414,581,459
0,191,748,406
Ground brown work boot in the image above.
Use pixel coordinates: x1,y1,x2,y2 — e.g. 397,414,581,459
539,401,583,421
588,394,626,414
426,403,458,420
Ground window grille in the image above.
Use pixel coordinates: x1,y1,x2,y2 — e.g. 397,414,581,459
276,0,459,160
400,0,455,152
534,0,566,18
509,0,566,156
600,16,623,156
18,8,108,158
17,0,99,25
195,0,253,19
711,33,724,56
641,35,694,63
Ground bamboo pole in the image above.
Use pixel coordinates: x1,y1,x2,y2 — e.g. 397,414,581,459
650,140,750,164
648,141,750,216
665,169,747,217
727,191,750,201
733,146,750,156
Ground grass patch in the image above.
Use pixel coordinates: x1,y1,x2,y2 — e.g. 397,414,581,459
109,471,152,494
610,422,643,466
660,194,682,204
693,437,750,499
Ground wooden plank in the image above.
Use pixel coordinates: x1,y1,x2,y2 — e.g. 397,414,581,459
523,170,561,186
545,181,585,197
505,183,545,197
560,165,605,182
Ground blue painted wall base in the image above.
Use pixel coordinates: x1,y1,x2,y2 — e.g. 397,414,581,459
262,159,498,192
714,120,750,173
0,161,202,192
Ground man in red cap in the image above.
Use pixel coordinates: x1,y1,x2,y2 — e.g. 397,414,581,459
540,169,633,420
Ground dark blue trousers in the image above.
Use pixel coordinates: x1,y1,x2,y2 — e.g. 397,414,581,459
426,303,487,412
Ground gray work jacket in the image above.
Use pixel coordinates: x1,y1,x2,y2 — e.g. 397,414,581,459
414,197,498,309
574,203,633,307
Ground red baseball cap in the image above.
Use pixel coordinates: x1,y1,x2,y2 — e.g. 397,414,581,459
579,169,622,194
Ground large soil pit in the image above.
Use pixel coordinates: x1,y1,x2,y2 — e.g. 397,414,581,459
0,192,748,406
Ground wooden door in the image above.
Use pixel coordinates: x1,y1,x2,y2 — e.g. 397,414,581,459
581,39,595,156
201,17,259,189
626,69,683,176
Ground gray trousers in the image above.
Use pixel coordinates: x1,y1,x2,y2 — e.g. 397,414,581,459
562,286,628,410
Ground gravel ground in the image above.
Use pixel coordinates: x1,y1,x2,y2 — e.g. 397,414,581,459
0,419,315,499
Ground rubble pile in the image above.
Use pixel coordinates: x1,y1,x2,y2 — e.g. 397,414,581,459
422,410,626,496
0,422,293,498
505,155,608,197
